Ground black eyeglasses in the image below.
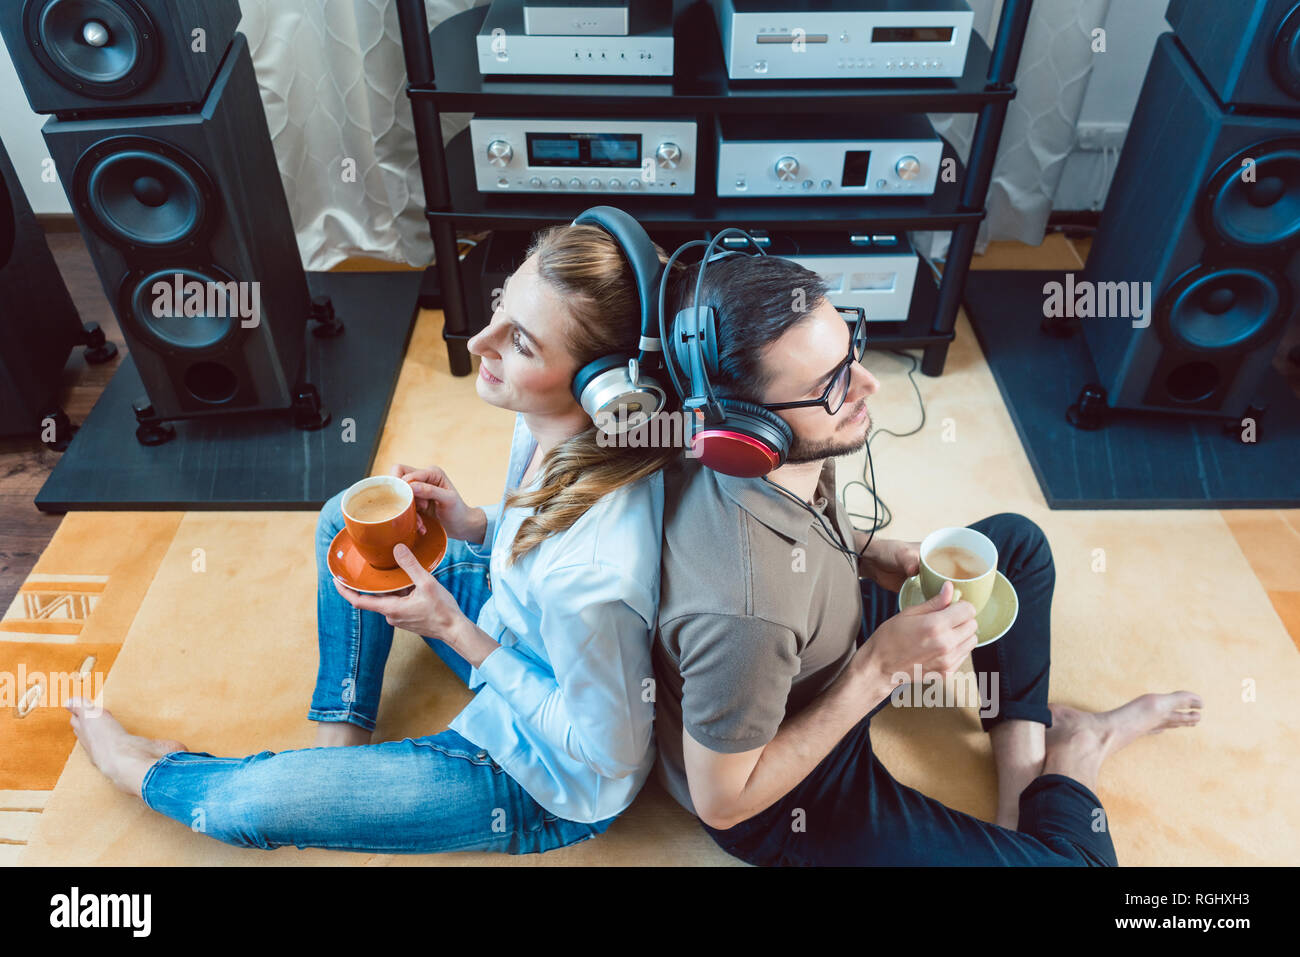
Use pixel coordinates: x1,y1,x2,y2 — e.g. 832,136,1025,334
763,307,867,415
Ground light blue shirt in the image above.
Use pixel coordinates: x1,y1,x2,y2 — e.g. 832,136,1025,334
450,413,663,823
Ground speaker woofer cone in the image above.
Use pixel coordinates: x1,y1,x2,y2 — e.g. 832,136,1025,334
74,137,214,249
1204,142,1300,250
124,266,239,353
1273,5,1300,100
24,0,157,98
1157,264,1287,354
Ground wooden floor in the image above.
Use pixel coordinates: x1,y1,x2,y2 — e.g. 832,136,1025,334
0,231,124,616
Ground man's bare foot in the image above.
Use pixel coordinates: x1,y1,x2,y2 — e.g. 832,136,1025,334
1042,691,1202,792
65,697,188,798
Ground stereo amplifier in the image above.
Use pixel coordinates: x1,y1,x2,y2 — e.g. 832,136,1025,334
721,231,920,322
469,116,697,194
717,114,944,196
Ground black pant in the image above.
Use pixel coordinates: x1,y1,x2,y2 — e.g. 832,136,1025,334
700,513,1119,866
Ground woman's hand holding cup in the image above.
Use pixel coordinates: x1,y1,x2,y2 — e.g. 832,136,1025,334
390,463,480,542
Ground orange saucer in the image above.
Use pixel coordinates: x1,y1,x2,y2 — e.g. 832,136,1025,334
327,520,447,595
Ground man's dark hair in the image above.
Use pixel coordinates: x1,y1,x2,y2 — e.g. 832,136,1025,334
667,252,829,404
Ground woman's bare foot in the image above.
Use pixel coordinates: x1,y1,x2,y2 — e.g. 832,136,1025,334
1042,691,1203,793
65,697,188,798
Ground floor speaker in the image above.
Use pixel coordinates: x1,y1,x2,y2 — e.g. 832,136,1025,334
1166,0,1300,113
0,0,242,117
0,136,87,437
1080,32,1297,418
41,31,314,423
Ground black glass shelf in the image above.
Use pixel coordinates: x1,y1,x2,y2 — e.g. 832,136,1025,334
413,3,1014,116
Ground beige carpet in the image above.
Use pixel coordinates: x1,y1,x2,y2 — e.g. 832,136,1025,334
12,241,1300,865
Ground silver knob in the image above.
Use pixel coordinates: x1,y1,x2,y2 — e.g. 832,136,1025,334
775,156,799,181
83,20,110,47
655,142,681,169
895,155,921,180
486,140,513,167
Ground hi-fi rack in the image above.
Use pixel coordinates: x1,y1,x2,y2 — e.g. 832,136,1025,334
396,0,1032,378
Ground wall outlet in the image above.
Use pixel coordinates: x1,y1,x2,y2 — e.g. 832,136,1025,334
1076,122,1129,151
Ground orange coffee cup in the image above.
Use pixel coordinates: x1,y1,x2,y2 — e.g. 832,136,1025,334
341,475,418,570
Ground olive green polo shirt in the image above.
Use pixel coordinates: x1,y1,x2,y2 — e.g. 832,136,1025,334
651,455,864,817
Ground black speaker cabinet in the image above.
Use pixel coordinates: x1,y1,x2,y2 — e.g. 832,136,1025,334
42,31,311,421
1166,0,1300,113
0,0,241,118
1081,32,1297,418
0,137,86,436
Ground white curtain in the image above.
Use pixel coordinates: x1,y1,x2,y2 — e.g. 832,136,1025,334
916,0,1112,260
237,0,483,270
238,0,1108,270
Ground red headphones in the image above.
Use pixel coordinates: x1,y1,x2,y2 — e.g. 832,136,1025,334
658,228,794,478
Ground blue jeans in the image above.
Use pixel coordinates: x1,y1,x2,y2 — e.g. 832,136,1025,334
139,489,613,855
701,513,1120,866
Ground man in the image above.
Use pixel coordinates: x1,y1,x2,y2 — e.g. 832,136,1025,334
652,253,1203,866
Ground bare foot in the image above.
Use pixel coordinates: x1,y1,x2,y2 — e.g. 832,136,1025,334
65,697,189,798
1043,691,1203,791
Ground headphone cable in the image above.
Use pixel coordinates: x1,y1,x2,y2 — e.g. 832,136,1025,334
840,347,927,542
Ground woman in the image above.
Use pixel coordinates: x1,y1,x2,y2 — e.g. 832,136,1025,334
66,222,682,855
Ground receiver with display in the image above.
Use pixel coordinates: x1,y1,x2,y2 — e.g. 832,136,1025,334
710,0,974,80
469,116,697,193
717,114,944,196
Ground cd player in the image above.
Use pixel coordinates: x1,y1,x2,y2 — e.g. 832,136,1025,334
711,0,974,80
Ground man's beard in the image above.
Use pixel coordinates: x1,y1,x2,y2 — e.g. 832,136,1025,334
784,399,870,464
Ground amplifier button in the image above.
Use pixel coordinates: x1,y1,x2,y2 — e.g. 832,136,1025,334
609,178,623,189
569,177,582,189
821,179,832,190
529,177,542,188
628,179,642,190
497,177,509,188
588,178,602,189
550,177,563,188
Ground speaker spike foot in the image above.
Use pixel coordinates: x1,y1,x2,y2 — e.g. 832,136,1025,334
80,322,118,364
39,407,77,452
1066,382,1109,430
309,295,343,338
132,397,175,446
292,384,330,431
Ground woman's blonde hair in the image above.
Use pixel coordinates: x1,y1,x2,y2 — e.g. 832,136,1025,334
503,223,682,565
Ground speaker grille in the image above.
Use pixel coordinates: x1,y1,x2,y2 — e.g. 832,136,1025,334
25,0,158,97
74,137,213,249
